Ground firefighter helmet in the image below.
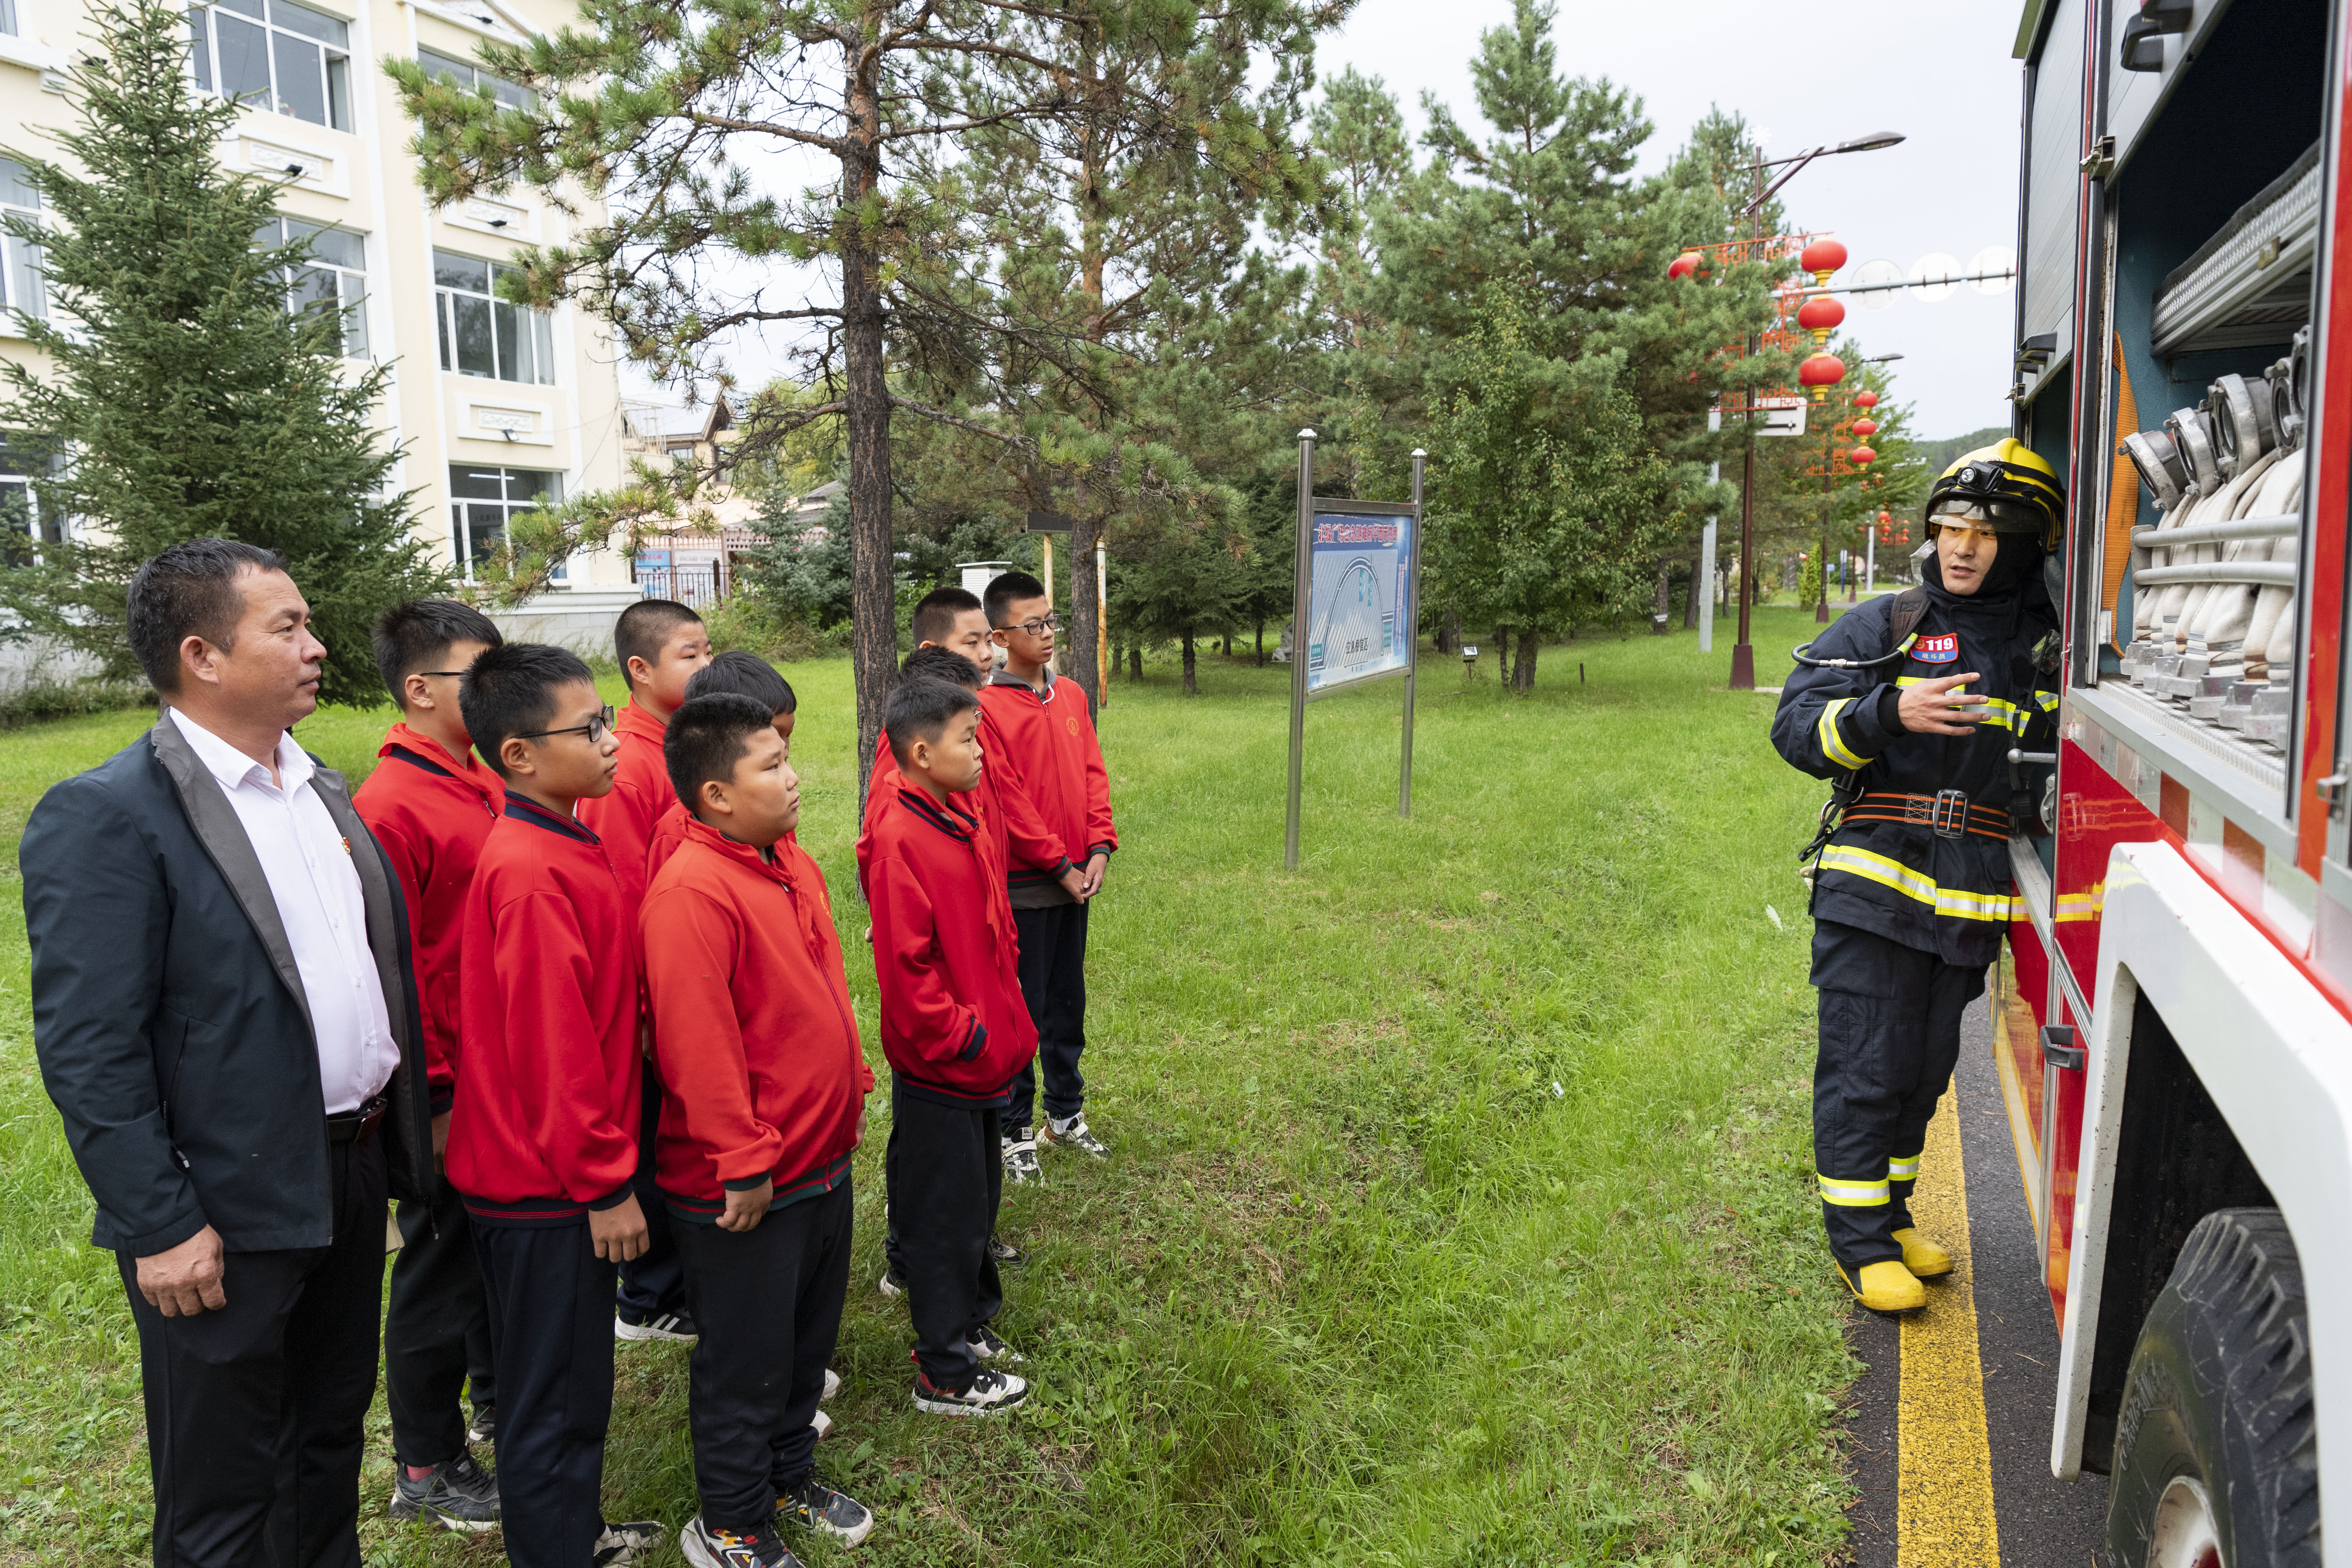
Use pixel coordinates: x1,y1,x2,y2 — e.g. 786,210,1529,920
1924,439,2064,549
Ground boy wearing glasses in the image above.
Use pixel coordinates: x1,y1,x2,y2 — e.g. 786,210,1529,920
449,645,664,1568
353,601,505,1531
980,572,1119,1182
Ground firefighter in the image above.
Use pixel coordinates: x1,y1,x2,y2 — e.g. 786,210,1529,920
1771,441,2063,1312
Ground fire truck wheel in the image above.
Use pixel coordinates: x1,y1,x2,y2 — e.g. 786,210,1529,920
2105,1209,2320,1568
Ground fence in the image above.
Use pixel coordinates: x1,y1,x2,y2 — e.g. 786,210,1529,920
632,558,727,607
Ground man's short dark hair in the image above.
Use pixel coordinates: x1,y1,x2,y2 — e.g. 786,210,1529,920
615,599,704,689
460,643,596,779
902,644,983,690
665,692,777,814
886,676,980,768
372,599,503,707
126,539,289,693
685,649,795,714
983,571,1049,629
911,586,983,645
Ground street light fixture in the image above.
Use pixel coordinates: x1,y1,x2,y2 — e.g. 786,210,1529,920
1721,129,1905,691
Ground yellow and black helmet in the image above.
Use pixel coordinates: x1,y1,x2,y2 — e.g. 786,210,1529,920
1924,439,2064,549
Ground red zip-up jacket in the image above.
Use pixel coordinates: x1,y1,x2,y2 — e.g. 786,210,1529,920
858,783,1037,1105
856,724,1070,898
575,699,671,909
978,670,1116,904
649,799,800,885
448,796,642,1224
642,819,874,1217
352,723,503,1111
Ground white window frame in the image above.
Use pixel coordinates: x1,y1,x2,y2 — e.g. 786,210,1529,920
416,46,534,111
188,0,354,133
447,464,562,584
257,217,368,358
0,158,44,329
434,249,555,386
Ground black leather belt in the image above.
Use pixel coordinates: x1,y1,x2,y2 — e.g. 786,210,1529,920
327,1094,387,1144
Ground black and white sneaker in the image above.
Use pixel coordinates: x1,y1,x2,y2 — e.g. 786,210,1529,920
967,1323,1026,1364
1001,1128,1041,1184
679,1515,798,1568
877,1263,908,1298
912,1366,1029,1417
466,1405,497,1446
593,1518,669,1566
389,1451,500,1532
615,1307,698,1344
1041,1113,1109,1157
987,1234,1026,1266
776,1475,875,1548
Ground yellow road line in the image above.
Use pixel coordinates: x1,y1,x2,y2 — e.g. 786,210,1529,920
1897,1089,2000,1567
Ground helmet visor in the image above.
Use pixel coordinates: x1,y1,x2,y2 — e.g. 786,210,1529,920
1927,496,2046,534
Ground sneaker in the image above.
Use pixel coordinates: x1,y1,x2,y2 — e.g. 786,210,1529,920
878,1264,908,1298
811,1408,833,1441
823,1367,841,1401
967,1323,1026,1364
466,1405,497,1446
679,1515,798,1568
388,1451,500,1533
912,1366,1030,1417
1001,1130,1041,1184
594,1519,669,1567
987,1234,1026,1266
777,1475,875,1548
1041,1113,1109,1157
615,1307,698,1344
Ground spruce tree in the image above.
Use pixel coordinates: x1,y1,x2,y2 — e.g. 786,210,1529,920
0,0,438,705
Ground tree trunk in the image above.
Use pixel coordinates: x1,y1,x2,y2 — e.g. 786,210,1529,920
1514,632,1538,691
1067,512,1103,716
1181,629,1196,695
1437,608,1458,655
1129,643,1142,680
1651,557,1671,634
1683,546,1702,629
1492,625,1508,679
1255,618,1264,665
841,33,893,816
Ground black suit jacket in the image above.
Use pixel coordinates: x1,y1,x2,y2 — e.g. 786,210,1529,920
22,713,431,1255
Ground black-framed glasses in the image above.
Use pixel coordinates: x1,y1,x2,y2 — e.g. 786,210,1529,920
515,705,615,744
1003,614,1060,637
417,670,468,678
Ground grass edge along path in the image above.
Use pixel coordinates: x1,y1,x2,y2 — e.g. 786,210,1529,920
0,606,1867,1567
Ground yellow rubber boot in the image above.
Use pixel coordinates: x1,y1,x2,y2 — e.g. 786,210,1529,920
1836,1258,1926,1313
1891,1227,1952,1279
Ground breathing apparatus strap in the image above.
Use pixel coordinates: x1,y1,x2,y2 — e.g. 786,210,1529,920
1797,588,1935,868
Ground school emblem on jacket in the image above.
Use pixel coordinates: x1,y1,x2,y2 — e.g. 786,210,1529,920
1912,633,1960,664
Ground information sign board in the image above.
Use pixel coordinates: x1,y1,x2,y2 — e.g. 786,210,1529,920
1305,509,1416,696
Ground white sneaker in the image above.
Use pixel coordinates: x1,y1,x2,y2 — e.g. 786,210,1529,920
811,1408,833,1441
822,1367,841,1401
1041,1113,1109,1158
1001,1130,1041,1184
912,1366,1029,1416
968,1323,1026,1364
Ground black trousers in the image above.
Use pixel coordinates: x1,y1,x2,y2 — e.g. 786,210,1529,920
472,1219,619,1568
1810,919,1987,1266
672,1181,853,1532
616,1073,686,1320
884,1082,1001,1389
385,1183,495,1465
118,1132,387,1568
1008,901,1089,1130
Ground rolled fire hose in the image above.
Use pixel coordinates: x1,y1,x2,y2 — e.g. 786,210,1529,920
2183,446,2285,649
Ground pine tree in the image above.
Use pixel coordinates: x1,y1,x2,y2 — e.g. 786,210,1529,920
0,0,437,705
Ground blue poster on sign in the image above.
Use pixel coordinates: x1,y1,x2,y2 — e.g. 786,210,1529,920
1305,511,1416,695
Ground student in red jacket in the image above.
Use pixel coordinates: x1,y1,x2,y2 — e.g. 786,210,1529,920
858,677,1038,1416
644,695,876,1566
353,599,504,1532
578,598,710,1344
451,644,664,1568
645,653,796,885
981,571,1119,1174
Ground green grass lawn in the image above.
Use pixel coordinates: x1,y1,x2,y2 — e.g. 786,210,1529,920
0,605,1864,1567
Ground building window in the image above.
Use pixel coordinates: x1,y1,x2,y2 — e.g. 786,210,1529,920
188,0,352,132
0,159,44,326
416,46,534,111
0,0,18,37
449,464,562,583
0,437,63,566
434,251,554,385
256,217,366,357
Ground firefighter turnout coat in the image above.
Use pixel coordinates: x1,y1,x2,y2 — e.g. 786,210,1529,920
1770,571,2059,969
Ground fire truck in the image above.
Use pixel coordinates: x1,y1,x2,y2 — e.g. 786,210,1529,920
2004,0,2348,1559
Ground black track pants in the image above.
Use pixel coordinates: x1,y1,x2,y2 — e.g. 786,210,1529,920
1008,901,1088,1130
1810,919,1987,1267
617,1073,686,1320
672,1180,853,1533
385,1183,495,1465
884,1081,1001,1390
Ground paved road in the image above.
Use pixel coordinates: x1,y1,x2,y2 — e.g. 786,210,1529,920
1842,996,2111,1567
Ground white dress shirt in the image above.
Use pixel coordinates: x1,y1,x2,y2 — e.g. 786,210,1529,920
169,708,400,1114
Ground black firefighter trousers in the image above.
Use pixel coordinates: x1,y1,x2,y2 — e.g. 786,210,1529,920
1810,919,1987,1268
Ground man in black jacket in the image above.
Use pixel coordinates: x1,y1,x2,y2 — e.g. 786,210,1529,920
22,539,432,1568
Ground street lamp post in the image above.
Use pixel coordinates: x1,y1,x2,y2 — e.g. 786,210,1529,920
1723,131,1904,691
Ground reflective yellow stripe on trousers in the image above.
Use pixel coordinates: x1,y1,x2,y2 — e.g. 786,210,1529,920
1816,844,2017,922
1818,1173,1890,1207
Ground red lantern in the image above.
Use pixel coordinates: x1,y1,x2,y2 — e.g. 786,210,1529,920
1854,389,1879,410
1798,351,1847,403
1799,237,1848,284
1852,417,1879,438
1668,250,1702,280
1796,294,1846,345
1850,445,1876,466
1878,509,1892,525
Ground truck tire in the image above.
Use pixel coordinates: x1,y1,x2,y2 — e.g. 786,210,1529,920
2105,1209,2320,1568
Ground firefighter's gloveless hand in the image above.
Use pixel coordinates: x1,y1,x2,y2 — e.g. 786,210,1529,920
1897,671,1993,736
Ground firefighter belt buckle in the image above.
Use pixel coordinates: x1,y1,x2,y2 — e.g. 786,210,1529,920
1927,788,1970,840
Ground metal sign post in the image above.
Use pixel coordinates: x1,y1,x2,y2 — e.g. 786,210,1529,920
1285,430,1315,868
1400,449,1425,817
